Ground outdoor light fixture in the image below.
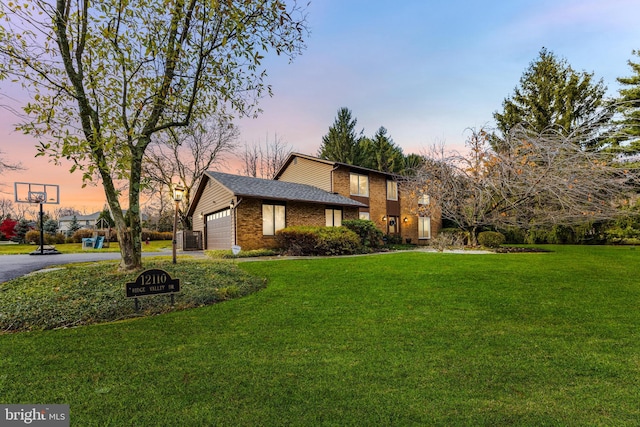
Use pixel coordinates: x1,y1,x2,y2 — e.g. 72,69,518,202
230,199,235,209
199,212,203,220
173,185,185,202
172,184,185,264
382,215,387,221
403,217,408,223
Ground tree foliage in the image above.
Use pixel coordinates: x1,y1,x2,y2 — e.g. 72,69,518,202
611,49,640,158
404,125,638,244
493,48,609,150
318,107,364,164
68,215,82,235
0,217,18,240
0,0,307,270
359,127,405,173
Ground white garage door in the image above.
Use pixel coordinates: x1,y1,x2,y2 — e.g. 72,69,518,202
206,209,232,249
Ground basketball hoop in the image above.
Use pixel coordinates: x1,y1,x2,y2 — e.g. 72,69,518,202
14,182,61,255
28,191,47,204
14,182,60,205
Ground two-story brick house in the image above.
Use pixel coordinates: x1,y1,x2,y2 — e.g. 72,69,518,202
274,153,440,245
187,153,440,251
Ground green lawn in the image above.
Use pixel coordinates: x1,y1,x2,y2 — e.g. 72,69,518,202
1,246,639,425
0,240,173,254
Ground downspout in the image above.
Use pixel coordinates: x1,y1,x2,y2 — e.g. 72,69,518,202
231,197,243,246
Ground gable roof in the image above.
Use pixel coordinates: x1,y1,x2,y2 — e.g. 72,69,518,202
59,212,101,222
198,171,366,210
274,152,402,180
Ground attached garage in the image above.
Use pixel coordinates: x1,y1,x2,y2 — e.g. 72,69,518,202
188,171,367,251
205,208,232,250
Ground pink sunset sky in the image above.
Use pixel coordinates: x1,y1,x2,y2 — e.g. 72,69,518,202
2,0,640,213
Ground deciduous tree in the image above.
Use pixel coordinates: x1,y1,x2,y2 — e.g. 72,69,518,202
238,133,293,179
143,117,239,229
404,125,638,245
0,0,307,270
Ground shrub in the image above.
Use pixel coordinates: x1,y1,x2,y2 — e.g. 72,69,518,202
25,230,67,245
276,226,361,256
142,230,173,241
70,228,95,243
383,234,403,245
25,230,40,244
0,218,18,240
343,219,383,248
478,231,505,248
430,232,465,252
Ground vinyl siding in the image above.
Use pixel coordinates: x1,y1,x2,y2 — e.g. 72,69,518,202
277,156,334,192
192,177,234,236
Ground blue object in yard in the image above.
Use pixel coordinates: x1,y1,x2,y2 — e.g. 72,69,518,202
82,238,95,250
94,236,105,249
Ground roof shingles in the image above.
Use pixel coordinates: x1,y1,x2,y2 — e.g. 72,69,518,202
205,171,366,208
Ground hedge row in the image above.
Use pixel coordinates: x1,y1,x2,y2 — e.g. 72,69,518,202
276,226,361,256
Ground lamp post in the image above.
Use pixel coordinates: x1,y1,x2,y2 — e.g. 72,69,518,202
172,184,184,264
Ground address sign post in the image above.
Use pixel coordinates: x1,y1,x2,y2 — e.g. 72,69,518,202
126,269,180,311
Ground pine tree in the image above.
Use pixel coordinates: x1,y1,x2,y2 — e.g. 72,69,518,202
611,50,640,157
68,215,82,235
359,127,405,173
494,48,608,150
318,107,363,164
12,219,31,243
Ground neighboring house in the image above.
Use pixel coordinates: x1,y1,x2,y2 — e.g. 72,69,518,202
188,171,367,250
58,210,147,234
58,212,102,234
274,153,441,245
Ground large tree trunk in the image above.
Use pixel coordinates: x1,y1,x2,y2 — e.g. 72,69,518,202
101,152,144,271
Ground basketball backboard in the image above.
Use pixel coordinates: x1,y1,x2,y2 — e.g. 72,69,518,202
14,182,60,204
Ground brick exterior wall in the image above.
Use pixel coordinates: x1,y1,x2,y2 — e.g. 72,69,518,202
234,198,361,251
331,165,439,246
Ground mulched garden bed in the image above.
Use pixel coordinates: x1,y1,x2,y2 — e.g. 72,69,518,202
494,246,552,253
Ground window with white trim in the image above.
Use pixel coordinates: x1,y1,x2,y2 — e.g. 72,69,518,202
418,216,431,239
387,180,398,201
359,211,370,220
350,173,369,197
205,209,230,222
418,193,430,205
263,204,286,235
325,208,342,227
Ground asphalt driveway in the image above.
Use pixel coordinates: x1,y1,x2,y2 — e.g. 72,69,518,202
0,252,203,283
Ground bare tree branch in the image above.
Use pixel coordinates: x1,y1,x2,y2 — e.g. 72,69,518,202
404,124,639,244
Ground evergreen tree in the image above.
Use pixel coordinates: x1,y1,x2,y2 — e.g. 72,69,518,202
318,107,363,164
494,48,608,150
43,218,59,235
403,153,425,176
68,215,82,235
611,49,640,157
12,219,31,243
360,127,405,173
